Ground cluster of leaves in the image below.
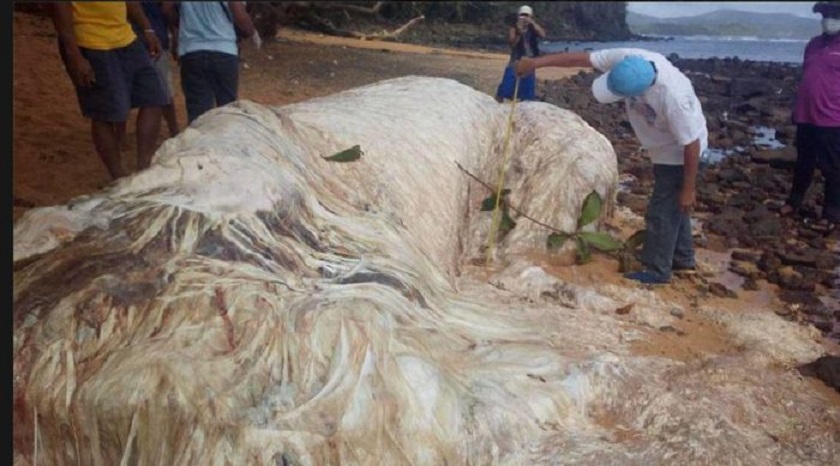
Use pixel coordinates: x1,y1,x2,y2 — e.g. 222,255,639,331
546,190,614,263
480,189,517,240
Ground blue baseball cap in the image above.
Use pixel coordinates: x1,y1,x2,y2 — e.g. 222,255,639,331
591,55,657,103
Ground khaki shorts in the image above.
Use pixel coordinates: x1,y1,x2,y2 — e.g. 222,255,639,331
152,52,175,102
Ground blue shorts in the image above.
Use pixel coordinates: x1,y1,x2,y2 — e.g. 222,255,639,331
59,39,169,122
495,64,537,101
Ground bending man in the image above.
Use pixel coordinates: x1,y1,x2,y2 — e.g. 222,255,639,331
517,49,708,284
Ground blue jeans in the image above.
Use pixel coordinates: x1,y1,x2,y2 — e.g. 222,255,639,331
179,51,239,124
641,164,695,280
495,64,536,101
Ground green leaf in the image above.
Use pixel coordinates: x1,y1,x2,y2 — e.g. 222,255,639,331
577,190,603,229
498,209,517,238
480,189,511,211
323,145,363,162
546,232,570,251
579,231,624,252
624,229,647,250
575,236,592,264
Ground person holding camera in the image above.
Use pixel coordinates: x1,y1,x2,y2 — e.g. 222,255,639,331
495,5,546,103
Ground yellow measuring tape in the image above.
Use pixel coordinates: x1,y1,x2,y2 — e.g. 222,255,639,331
485,77,521,264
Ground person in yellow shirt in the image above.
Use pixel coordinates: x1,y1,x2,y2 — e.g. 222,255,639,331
52,2,169,179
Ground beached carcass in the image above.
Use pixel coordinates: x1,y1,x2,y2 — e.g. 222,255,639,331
13,77,839,465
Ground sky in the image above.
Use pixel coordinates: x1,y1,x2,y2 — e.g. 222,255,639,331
627,2,820,19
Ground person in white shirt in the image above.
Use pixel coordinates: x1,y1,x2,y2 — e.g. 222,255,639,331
516,48,708,284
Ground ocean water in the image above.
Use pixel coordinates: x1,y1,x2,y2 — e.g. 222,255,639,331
543,35,808,65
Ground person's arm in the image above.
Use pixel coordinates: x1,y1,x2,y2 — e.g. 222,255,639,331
126,2,161,58
161,1,179,61
228,1,255,38
51,3,95,88
507,26,520,49
515,52,592,76
679,139,701,212
527,18,546,38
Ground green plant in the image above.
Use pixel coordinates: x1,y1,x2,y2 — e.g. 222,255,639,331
480,189,517,240
617,229,646,272
545,190,631,264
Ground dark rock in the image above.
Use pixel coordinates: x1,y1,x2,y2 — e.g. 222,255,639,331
778,250,818,268
709,282,738,299
814,254,839,270
749,216,782,238
776,266,816,292
729,260,762,280
775,125,797,143
743,278,760,291
729,78,767,99
743,205,770,224
751,146,797,167
758,251,783,273
731,250,762,262
718,168,749,184
813,321,833,333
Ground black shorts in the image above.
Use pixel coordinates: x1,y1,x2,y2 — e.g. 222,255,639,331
59,39,169,122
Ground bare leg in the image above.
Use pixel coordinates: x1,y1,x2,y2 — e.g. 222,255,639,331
136,106,162,170
114,122,129,152
162,103,179,137
91,120,127,179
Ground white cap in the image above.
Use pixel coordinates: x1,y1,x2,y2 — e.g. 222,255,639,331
518,5,533,16
591,73,623,104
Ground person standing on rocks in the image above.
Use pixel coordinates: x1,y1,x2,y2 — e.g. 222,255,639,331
162,1,255,124
780,1,840,234
51,1,168,179
495,5,546,103
516,49,708,285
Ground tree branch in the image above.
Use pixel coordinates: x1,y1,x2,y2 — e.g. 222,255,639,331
302,11,424,41
454,162,568,234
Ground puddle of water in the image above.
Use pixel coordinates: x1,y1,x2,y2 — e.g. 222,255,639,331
691,248,779,311
751,126,785,149
703,126,783,165
617,174,637,194
696,249,745,291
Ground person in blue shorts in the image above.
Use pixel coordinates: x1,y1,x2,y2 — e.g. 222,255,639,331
52,2,168,179
495,5,546,103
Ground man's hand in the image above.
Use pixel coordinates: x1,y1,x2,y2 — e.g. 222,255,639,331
515,57,536,77
143,31,161,59
678,187,696,212
66,52,96,88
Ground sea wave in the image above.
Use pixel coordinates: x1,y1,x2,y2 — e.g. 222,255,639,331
675,35,809,43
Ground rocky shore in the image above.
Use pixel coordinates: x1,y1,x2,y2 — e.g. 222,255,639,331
540,57,840,343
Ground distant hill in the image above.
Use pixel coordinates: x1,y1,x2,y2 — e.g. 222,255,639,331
627,10,821,40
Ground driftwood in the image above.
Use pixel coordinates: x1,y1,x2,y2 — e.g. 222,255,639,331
303,11,425,41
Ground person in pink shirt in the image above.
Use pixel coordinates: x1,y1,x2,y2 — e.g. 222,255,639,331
782,1,840,233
